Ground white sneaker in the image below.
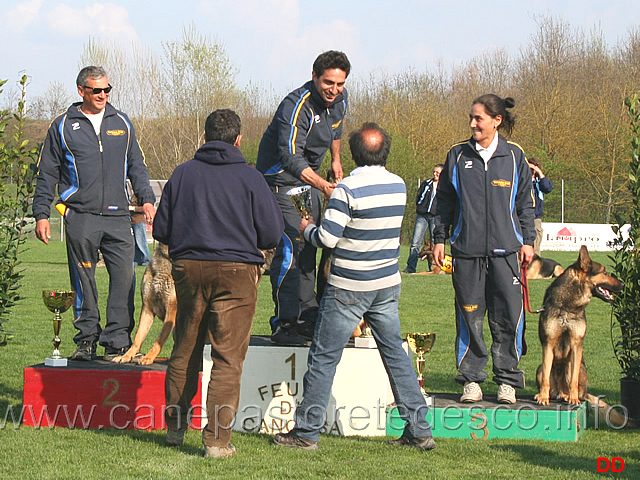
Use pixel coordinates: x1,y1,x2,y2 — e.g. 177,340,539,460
497,384,517,404
460,381,483,403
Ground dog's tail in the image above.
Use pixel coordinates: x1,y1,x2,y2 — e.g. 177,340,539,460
585,393,639,429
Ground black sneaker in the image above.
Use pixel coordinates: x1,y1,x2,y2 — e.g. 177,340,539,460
273,431,319,450
271,325,309,346
71,341,96,361
401,268,416,274
388,434,436,451
295,320,316,340
103,346,130,362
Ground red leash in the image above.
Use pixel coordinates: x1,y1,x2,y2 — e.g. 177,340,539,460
521,262,544,314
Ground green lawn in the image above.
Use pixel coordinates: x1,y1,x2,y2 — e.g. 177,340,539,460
0,240,638,479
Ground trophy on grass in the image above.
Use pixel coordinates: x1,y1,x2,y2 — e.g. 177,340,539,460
287,185,312,219
43,290,75,367
406,332,436,399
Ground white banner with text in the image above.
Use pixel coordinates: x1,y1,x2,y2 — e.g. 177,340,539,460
540,222,629,252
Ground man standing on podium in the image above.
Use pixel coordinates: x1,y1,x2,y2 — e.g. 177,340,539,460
256,50,350,346
273,123,435,451
33,66,156,362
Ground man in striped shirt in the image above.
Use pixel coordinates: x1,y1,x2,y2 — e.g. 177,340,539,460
273,123,435,451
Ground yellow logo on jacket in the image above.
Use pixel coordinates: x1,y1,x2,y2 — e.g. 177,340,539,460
332,119,342,129
492,179,511,187
106,130,125,136
463,304,478,312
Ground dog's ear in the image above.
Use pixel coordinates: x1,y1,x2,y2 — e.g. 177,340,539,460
578,245,591,272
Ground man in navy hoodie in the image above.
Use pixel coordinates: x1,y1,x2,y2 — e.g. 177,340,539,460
153,109,284,459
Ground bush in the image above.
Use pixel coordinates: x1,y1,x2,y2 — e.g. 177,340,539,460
0,76,39,345
610,93,640,381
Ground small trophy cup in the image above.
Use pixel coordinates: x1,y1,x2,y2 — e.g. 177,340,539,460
287,185,312,219
354,321,376,348
406,332,436,399
43,290,75,367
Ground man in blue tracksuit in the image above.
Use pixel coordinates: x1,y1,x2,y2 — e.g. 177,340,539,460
403,164,443,273
33,66,156,362
256,51,351,345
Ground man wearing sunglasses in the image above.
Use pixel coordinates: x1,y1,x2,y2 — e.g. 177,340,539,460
33,66,156,363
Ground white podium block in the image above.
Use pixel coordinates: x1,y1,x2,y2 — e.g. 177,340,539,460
202,336,408,436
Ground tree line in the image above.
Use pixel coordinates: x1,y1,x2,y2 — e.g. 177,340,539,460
16,16,640,240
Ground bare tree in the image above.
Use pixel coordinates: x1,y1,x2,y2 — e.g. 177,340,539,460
28,81,73,120
577,32,632,222
515,16,582,157
151,25,245,175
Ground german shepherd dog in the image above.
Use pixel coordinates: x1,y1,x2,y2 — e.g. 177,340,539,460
418,241,446,274
112,243,177,365
526,254,564,279
113,243,281,364
535,245,623,406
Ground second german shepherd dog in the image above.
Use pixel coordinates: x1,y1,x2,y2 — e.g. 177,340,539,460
113,243,177,365
526,254,564,279
417,241,447,274
534,245,623,406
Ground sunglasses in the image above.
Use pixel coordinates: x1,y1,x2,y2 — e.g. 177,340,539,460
83,84,112,94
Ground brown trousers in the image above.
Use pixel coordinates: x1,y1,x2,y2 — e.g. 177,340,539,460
534,218,544,256
164,259,260,447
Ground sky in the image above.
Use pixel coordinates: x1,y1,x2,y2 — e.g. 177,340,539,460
1,0,639,103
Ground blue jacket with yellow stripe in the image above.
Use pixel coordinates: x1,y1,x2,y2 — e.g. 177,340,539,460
33,102,155,220
433,135,535,258
256,80,347,187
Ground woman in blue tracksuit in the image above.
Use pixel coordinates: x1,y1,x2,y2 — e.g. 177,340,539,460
433,94,535,405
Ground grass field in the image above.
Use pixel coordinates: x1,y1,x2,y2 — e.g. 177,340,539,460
0,239,638,479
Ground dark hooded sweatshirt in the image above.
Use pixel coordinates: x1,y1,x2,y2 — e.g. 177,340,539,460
152,141,284,264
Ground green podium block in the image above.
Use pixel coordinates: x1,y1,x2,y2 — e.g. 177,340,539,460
387,393,587,442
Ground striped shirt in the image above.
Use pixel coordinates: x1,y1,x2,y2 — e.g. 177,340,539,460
303,165,406,291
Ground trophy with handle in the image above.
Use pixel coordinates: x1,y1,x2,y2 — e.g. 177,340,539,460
354,321,376,348
43,290,75,367
406,332,436,398
286,185,312,219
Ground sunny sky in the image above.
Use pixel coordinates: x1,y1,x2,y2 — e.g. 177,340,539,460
1,0,639,102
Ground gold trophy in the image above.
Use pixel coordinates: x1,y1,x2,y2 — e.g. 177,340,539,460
287,185,312,219
43,290,75,367
406,333,436,398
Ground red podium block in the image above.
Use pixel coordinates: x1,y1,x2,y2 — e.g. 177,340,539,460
23,359,204,430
